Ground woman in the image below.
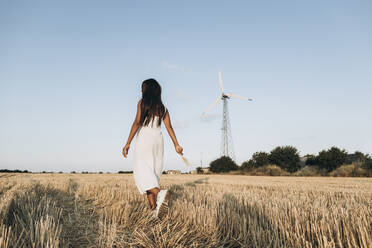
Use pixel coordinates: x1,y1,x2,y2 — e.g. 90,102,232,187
122,78,183,218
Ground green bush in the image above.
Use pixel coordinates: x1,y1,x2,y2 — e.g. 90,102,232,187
292,165,328,177
240,161,255,171
315,147,348,172
346,151,369,164
250,165,290,176
268,146,301,172
362,157,372,171
305,155,317,166
329,163,371,177
210,156,238,173
244,151,270,169
196,167,203,174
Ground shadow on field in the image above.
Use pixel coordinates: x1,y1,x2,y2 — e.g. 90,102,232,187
167,177,290,247
168,184,185,202
216,193,290,248
1,178,100,248
168,177,209,206
125,198,148,225
184,177,209,187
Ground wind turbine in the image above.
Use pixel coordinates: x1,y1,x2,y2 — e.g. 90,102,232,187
202,71,253,161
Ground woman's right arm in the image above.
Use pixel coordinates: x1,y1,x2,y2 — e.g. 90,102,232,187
122,100,142,158
163,109,183,155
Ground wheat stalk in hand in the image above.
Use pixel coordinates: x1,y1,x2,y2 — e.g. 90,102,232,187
180,154,191,166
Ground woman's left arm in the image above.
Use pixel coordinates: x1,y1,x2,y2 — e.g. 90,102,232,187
122,100,142,158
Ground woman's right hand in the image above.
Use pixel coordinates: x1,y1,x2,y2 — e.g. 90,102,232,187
175,145,183,155
122,144,130,158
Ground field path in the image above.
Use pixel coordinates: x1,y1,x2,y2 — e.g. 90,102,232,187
58,178,101,247
1,177,102,248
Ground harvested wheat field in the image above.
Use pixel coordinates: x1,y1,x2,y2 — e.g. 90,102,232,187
0,173,371,248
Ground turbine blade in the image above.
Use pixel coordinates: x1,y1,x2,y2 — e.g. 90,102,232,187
226,93,253,101
218,71,224,93
202,97,221,115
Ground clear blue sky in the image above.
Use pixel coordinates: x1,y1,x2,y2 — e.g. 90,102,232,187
1,0,371,173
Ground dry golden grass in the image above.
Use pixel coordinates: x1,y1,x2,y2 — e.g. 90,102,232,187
0,173,371,247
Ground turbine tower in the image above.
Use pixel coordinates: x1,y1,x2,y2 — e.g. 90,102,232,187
202,71,253,161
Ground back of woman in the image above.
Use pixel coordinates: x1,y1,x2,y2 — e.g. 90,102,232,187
122,78,183,219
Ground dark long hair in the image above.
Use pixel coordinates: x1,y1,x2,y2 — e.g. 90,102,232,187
139,78,166,127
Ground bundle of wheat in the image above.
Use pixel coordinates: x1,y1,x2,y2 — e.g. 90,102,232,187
180,154,191,166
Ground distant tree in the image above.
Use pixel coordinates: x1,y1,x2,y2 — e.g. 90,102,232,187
240,161,255,171
240,152,270,170
268,146,301,172
305,155,317,166
0,169,30,173
59,171,63,174
346,151,369,164
362,156,372,171
196,167,203,174
209,156,238,173
118,170,133,174
98,171,103,174
251,151,270,168
316,147,348,172
162,170,167,174
71,171,76,174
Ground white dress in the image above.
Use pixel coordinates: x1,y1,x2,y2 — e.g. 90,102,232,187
133,110,166,195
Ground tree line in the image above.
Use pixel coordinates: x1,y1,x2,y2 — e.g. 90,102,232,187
205,146,372,175
0,169,30,173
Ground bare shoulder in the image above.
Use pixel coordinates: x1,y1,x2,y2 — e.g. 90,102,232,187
162,106,168,119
